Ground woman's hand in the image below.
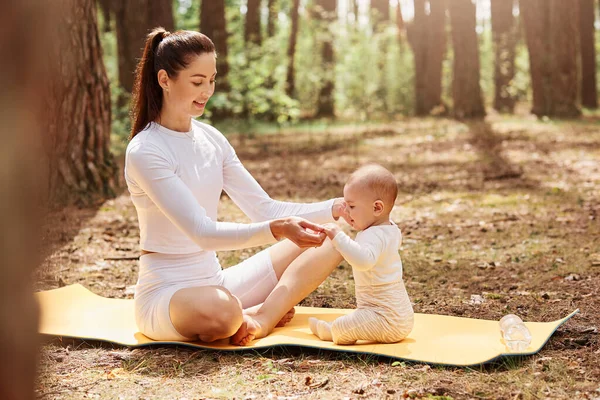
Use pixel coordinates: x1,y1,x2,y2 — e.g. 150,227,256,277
270,217,327,248
332,198,351,225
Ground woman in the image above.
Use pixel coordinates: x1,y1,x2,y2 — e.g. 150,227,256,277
125,27,346,346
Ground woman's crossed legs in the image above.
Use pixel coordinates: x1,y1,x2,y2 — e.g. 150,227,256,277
169,238,343,345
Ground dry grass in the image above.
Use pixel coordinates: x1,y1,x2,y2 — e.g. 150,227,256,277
35,113,600,399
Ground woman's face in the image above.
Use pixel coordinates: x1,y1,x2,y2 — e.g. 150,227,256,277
161,52,217,118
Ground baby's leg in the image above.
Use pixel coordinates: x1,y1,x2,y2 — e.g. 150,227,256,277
308,317,333,341
331,308,390,345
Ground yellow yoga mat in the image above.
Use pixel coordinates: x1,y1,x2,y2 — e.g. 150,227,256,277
36,284,578,366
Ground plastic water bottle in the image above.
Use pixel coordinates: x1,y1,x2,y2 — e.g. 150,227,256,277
499,314,532,351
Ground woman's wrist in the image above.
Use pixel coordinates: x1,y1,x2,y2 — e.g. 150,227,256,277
269,218,288,241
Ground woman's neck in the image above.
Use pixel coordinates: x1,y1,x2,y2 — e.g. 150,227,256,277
157,106,192,132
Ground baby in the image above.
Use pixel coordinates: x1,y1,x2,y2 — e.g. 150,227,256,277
309,164,414,345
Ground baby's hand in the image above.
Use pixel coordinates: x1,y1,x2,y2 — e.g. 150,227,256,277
322,223,342,240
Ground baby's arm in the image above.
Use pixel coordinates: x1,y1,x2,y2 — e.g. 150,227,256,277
322,225,384,271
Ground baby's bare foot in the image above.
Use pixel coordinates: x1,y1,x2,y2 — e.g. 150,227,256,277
308,317,333,341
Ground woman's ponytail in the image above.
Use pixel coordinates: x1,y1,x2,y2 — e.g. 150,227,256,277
129,27,168,140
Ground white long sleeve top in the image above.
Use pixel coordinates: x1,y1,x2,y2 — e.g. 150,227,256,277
331,223,403,287
124,120,335,254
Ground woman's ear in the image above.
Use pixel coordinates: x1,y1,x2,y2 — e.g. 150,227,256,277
157,69,169,91
373,200,384,216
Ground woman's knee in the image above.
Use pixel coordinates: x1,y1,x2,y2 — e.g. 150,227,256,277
171,286,243,341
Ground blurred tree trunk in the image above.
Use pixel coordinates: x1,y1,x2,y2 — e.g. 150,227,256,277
371,0,390,29
267,0,278,37
0,2,53,398
315,0,337,118
201,0,230,92
46,0,118,206
98,0,111,32
408,0,447,116
246,0,262,45
113,0,174,93
353,0,359,23
448,0,485,118
286,0,301,97
521,0,580,117
396,0,406,41
491,0,518,113
579,0,597,109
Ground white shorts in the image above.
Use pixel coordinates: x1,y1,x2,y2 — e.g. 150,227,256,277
134,248,278,341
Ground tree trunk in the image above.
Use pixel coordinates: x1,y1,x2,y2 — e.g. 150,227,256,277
98,0,111,32
371,0,390,29
408,0,447,115
579,0,597,109
448,0,485,118
353,0,360,23
0,2,54,398
315,0,337,118
246,0,262,45
286,0,301,97
267,0,278,37
201,0,230,93
113,0,174,93
396,0,406,40
491,0,518,113
521,0,580,117
46,0,118,206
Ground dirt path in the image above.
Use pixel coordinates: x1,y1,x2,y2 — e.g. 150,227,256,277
36,115,599,399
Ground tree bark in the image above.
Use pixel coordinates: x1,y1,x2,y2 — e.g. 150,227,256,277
315,0,337,118
521,0,580,117
267,0,278,37
201,0,230,93
579,0,597,109
113,0,174,93
0,2,54,398
491,0,518,113
286,0,301,97
246,0,262,45
448,0,485,118
46,0,118,206
408,0,447,115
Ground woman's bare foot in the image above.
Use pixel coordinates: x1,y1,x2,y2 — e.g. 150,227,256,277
276,307,295,327
230,314,263,346
243,305,296,328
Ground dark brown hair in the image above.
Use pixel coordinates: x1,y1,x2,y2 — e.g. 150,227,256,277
129,27,216,139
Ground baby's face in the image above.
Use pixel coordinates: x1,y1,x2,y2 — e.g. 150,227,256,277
342,183,379,230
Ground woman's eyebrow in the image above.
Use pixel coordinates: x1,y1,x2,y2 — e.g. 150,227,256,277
191,72,217,78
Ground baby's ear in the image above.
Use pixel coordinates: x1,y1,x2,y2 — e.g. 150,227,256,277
373,200,384,215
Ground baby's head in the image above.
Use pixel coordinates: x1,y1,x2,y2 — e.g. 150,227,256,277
343,164,398,230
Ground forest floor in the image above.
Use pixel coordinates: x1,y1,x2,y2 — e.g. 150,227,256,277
35,112,599,399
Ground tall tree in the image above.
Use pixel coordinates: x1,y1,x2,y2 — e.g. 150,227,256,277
396,0,406,41
448,0,485,118
521,0,580,117
315,0,337,118
1,2,53,398
491,0,518,113
201,0,230,93
371,0,391,28
46,0,118,205
246,0,262,45
579,0,597,109
113,0,175,93
267,0,279,37
286,0,301,97
407,0,447,115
